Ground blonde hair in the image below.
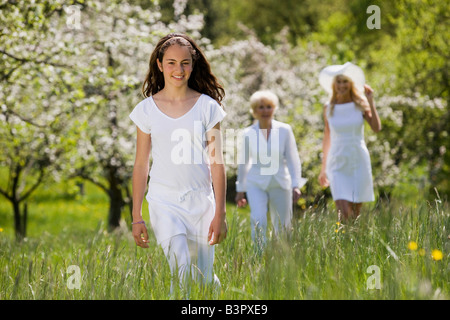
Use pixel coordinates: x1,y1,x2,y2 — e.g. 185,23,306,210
249,90,279,117
328,75,370,117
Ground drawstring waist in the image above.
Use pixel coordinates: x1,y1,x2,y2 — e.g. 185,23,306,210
179,187,212,202
148,182,213,203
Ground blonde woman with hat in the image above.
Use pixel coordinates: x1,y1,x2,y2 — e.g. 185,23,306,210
235,90,307,251
318,62,381,220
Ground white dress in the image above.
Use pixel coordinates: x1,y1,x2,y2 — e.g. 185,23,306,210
129,94,226,244
326,102,374,202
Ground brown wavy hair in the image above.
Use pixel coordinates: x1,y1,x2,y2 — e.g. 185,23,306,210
142,33,225,105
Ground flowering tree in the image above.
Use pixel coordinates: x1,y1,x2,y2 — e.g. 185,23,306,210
0,0,88,239
371,95,448,198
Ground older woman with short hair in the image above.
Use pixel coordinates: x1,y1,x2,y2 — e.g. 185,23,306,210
235,90,307,250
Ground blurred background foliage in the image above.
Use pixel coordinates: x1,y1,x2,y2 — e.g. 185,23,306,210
0,0,448,239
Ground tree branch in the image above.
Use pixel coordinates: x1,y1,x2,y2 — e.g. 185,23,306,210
0,187,12,201
3,104,48,128
77,172,108,194
0,49,71,69
19,167,46,202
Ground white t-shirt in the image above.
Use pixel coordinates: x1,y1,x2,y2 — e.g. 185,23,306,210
129,94,226,193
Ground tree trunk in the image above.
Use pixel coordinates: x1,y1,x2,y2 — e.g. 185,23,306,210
107,183,124,231
12,199,26,241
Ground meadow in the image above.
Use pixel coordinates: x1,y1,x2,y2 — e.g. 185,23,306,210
1,0,448,306
0,181,448,300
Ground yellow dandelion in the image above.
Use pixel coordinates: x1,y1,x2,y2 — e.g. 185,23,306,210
336,222,341,226
342,230,346,234
418,248,426,256
431,249,443,261
334,229,339,233
0,227,3,232
408,241,418,251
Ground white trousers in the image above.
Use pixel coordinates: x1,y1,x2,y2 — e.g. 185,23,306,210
160,234,219,293
246,177,293,248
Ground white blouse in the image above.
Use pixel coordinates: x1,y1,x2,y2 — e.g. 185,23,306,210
129,94,226,193
236,120,307,192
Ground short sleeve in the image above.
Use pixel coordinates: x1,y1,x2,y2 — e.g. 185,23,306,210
203,97,226,132
129,100,151,134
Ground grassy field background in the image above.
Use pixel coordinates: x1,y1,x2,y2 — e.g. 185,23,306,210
0,181,448,300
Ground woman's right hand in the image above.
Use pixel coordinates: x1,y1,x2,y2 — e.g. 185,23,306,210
318,170,330,188
132,222,149,248
235,192,247,208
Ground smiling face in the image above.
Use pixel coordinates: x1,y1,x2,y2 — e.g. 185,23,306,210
333,75,353,96
157,44,193,89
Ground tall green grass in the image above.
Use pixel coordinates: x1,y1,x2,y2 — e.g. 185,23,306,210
0,182,448,299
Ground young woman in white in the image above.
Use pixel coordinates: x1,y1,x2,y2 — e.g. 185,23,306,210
129,33,227,292
318,62,381,220
235,90,307,250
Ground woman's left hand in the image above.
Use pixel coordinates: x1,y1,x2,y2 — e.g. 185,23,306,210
208,214,227,245
364,84,374,101
293,187,301,203
235,192,247,207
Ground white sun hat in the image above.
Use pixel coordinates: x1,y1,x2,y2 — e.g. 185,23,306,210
319,62,365,94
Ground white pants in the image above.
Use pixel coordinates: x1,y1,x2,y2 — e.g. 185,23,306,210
160,234,219,293
246,177,293,248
